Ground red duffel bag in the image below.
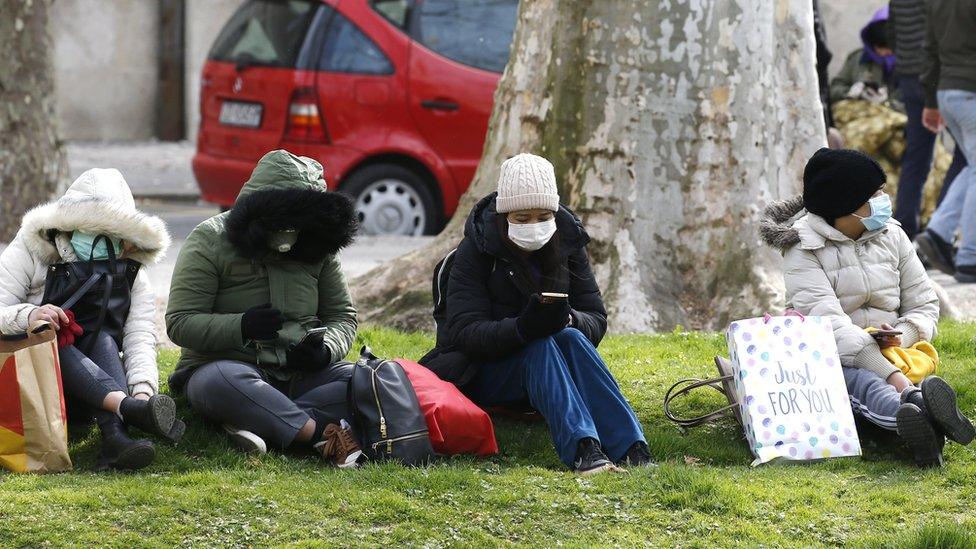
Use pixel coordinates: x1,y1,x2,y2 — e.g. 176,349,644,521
397,359,498,456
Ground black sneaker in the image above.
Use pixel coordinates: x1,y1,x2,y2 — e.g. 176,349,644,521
920,376,976,445
955,265,976,284
896,403,944,468
573,437,623,475
916,230,956,276
617,441,655,467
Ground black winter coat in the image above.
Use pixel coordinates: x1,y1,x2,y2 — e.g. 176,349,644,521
420,193,608,387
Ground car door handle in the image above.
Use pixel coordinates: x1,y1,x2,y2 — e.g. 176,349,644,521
420,100,459,111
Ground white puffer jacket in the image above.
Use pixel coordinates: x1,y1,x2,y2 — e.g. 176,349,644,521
760,196,939,379
0,169,170,396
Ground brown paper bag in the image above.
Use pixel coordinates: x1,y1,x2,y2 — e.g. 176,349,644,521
0,322,72,473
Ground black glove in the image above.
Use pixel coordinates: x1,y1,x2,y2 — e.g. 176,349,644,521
286,341,331,370
516,294,571,341
241,303,284,341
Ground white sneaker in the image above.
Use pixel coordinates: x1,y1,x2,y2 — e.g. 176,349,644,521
222,424,267,455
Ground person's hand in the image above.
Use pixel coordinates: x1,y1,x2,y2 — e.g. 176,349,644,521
29,304,69,330
56,310,84,348
922,108,943,133
133,393,151,401
862,86,888,104
846,82,866,99
877,323,902,349
241,303,284,341
886,371,912,393
517,294,571,341
286,341,331,370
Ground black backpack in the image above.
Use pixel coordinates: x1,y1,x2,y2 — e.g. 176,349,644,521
430,248,458,331
348,347,435,466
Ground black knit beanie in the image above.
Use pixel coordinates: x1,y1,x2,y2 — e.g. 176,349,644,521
802,148,886,221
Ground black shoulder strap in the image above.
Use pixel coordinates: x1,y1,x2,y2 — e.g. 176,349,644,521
58,273,104,311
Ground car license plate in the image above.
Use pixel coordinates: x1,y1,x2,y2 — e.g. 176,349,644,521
219,101,263,128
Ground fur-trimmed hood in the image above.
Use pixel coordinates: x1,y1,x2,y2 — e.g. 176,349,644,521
759,195,807,251
225,150,357,263
760,194,899,252
18,168,170,265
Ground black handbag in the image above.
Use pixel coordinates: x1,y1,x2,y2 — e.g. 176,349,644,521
41,235,140,354
348,347,435,466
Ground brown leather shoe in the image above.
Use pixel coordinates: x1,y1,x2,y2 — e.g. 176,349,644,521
315,420,363,468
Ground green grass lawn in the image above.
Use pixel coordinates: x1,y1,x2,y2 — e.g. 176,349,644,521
2,324,976,547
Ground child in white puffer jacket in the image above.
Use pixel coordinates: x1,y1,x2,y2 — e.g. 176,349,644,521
760,148,975,467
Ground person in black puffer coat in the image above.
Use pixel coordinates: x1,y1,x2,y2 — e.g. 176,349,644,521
421,154,650,475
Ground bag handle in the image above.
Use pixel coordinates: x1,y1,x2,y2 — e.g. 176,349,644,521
88,234,119,272
78,272,114,355
58,272,104,311
663,374,739,429
763,310,806,323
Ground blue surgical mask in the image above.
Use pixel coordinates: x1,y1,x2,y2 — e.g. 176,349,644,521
70,232,121,261
853,193,892,231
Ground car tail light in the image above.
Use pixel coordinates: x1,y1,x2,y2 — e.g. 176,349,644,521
284,87,327,142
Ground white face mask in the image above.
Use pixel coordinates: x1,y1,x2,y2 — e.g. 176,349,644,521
508,219,557,251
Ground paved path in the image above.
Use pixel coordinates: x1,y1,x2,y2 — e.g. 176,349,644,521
67,141,198,198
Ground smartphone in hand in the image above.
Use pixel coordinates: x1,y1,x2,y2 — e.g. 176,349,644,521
297,327,329,348
539,292,569,305
870,329,902,340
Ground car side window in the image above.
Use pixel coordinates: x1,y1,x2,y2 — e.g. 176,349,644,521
319,9,394,75
371,0,411,30
411,0,518,73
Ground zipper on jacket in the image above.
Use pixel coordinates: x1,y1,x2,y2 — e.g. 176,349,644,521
370,366,387,440
371,430,429,454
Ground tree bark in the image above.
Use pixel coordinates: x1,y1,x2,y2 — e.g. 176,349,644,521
0,0,66,242
352,0,826,333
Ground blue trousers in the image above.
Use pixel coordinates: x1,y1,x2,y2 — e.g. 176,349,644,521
895,76,968,237
468,328,645,467
929,90,976,267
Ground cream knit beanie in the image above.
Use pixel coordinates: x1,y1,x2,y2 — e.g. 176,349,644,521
495,153,559,213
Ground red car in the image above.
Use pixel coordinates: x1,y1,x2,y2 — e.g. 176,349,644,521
193,0,518,235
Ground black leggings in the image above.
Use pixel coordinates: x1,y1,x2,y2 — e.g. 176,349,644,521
58,332,127,427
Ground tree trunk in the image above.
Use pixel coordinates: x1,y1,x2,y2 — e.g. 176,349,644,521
352,0,826,333
0,0,66,242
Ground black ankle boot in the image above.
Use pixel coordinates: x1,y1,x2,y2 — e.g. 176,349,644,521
96,421,155,471
920,376,976,445
896,403,944,468
119,395,179,441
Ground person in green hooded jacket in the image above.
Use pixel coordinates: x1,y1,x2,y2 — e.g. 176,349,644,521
166,150,362,466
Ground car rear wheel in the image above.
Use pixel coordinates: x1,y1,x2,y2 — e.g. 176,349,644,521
342,164,439,236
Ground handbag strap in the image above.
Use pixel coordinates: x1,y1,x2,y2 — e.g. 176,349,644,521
78,272,114,355
58,272,104,311
663,374,739,428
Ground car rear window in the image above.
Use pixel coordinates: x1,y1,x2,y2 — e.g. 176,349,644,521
209,0,319,68
412,0,518,73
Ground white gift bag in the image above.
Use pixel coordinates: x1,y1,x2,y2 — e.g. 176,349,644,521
726,314,862,466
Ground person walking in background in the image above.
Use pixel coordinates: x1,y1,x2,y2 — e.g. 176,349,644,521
0,169,179,470
889,0,967,239
914,0,976,282
421,154,650,475
166,150,362,466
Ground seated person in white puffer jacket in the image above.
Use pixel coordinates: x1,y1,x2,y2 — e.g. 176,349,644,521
760,148,975,468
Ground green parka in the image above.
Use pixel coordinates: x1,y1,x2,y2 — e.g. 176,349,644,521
166,150,358,391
